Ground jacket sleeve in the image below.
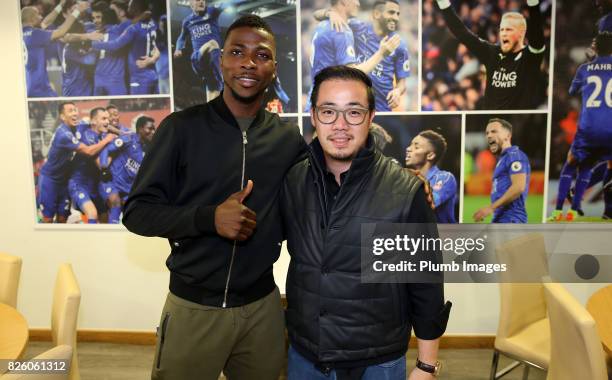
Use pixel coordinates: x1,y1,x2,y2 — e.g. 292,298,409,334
122,115,217,239
404,186,452,340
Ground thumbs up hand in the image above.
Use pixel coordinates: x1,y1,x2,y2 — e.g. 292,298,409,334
214,180,257,241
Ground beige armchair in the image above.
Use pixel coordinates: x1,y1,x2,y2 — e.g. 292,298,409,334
491,233,550,379
51,264,81,380
1,345,72,380
543,280,608,380
0,253,22,307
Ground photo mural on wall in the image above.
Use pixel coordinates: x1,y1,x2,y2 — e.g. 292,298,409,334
17,0,612,225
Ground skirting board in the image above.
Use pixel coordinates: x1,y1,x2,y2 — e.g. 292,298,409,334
29,329,495,349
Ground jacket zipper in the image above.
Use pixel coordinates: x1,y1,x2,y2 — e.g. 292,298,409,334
222,130,248,308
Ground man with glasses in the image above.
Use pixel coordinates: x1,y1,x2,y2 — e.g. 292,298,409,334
281,65,451,380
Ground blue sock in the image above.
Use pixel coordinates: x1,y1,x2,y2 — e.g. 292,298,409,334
571,165,592,211
108,206,122,224
556,161,576,210
604,168,612,216
587,161,606,188
87,219,98,224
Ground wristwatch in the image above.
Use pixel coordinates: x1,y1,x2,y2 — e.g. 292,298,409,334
416,358,441,376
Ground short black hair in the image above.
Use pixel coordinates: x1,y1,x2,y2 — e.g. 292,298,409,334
418,130,448,165
595,31,612,56
106,104,118,112
58,102,75,115
374,0,399,9
487,118,513,133
310,65,375,111
92,1,119,25
135,115,154,130
224,15,274,45
90,107,107,119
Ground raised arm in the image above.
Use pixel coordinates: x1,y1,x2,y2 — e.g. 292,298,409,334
435,0,493,61
91,25,135,52
50,1,90,40
526,0,546,53
41,0,66,30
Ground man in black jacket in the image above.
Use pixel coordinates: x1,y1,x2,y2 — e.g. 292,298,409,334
281,66,451,380
123,15,305,380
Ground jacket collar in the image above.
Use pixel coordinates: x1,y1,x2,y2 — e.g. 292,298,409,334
309,133,377,186
209,92,267,130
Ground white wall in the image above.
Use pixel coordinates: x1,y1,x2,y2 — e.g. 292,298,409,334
0,0,606,334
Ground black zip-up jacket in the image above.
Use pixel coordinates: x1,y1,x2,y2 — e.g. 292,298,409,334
123,95,305,307
281,138,451,368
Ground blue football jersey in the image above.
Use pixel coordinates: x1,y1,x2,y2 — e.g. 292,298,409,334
92,19,158,82
100,133,145,193
349,19,410,111
22,26,56,97
70,126,101,188
491,146,530,223
40,123,83,181
569,55,612,138
306,21,358,110
61,43,96,96
175,5,223,53
95,21,131,81
426,165,457,223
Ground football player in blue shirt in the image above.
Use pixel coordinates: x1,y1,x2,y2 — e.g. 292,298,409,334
90,0,160,95
68,107,116,224
405,130,457,223
474,118,531,223
91,1,131,95
38,102,115,223
306,0,401,111
174,0,228,101
21,2,89,97
99,105,133,223
60,21,97,97
550,32,612,221
318,0,410,111
99,115,155,223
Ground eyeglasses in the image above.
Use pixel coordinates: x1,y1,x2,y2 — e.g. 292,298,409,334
314,106,369,126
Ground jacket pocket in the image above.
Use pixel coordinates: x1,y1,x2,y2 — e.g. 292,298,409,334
156,312,170,370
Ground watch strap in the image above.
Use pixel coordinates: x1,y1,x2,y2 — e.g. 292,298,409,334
416,358,440,376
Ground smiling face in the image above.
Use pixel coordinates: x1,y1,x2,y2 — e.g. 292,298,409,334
311,79,373,163
405,135,434,169
91,110,110,134
221,26,276,105
138,121,156,143
485,121,511,155
107,108,119,128
60,103,79,128
374,1,400,33
499,14,526,53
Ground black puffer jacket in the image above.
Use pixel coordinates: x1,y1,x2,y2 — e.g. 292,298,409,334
281,138,450,368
